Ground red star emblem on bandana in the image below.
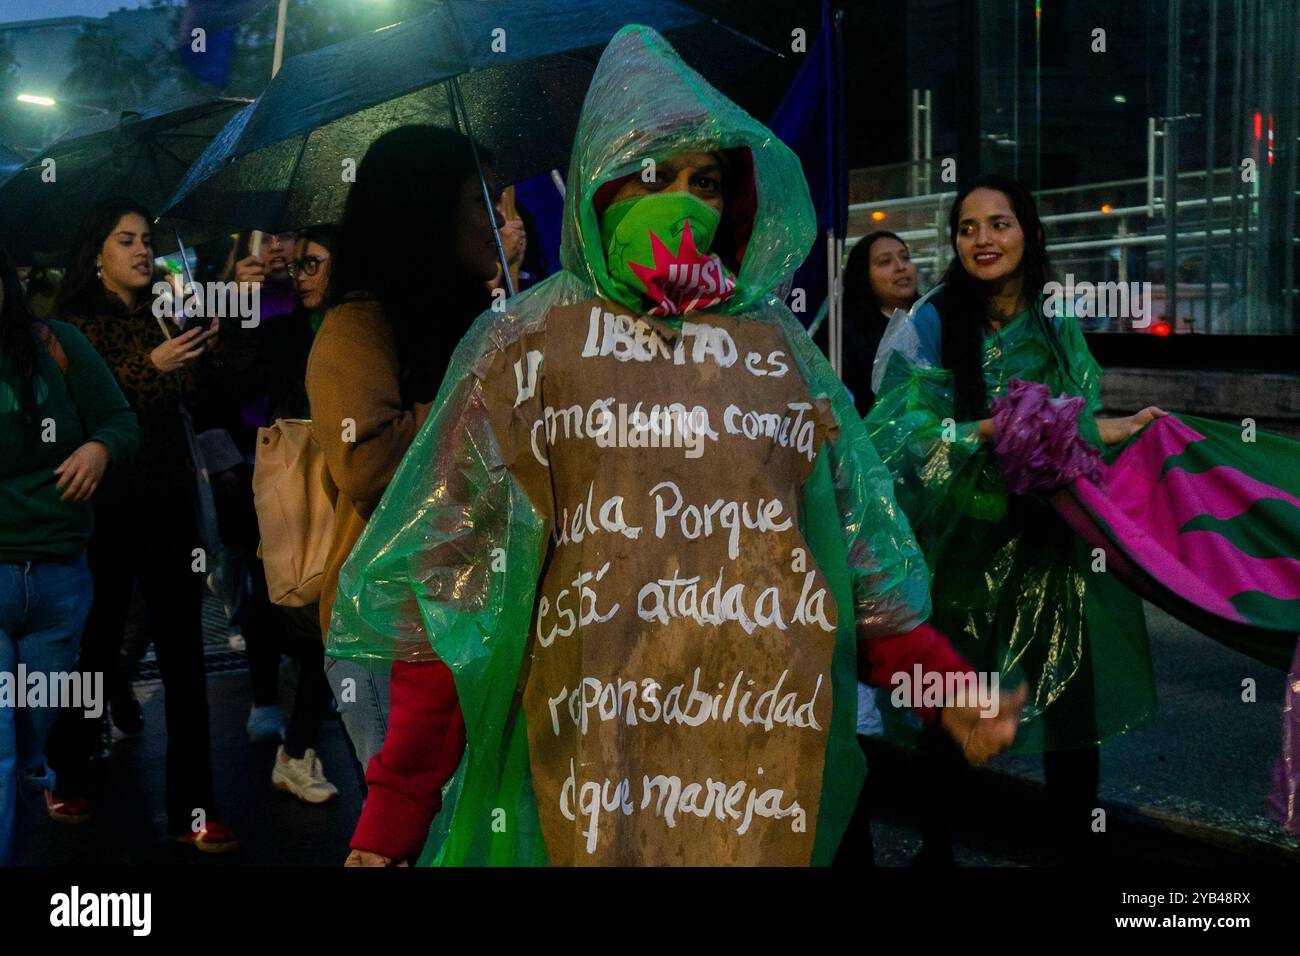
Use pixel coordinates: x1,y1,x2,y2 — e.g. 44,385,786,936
627,218,736,316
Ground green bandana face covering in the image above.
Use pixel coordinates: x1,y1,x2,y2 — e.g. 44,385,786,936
599,190,736,315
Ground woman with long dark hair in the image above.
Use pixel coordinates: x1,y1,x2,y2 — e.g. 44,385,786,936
43,198,239,852
306,125,501,864
0,245,138,863
865,174,1166,863
840,230,919,415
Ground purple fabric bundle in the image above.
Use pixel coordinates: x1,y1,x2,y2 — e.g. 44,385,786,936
990,378,1103,495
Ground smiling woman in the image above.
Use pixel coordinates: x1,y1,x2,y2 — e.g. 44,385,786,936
864,173,1169,863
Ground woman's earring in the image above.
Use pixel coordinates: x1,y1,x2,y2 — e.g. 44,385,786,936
95,259,102,280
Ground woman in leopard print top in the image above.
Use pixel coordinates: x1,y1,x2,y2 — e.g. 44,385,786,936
44,198,239,853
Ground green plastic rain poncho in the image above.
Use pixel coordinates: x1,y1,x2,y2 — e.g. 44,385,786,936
865,290,1157,752
328,24,933,865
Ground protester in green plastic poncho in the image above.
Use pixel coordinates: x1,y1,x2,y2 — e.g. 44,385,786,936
328,26,1024,867
866,173,1166,861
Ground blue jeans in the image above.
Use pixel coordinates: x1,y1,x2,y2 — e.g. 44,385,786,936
323,656,391,791
0,554,93,865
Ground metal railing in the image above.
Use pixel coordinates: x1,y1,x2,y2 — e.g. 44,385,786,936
844,164,1295,335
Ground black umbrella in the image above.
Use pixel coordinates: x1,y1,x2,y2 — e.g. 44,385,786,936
162,0,780,237
0,95,251,265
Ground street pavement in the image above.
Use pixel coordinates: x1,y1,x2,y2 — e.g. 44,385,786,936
21,599,1300,866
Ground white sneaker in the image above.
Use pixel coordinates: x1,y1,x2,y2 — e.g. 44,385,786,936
271,746,339,804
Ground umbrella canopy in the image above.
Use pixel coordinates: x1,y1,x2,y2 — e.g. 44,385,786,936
0,144,28,188
163,0,780,233
0,95,251,265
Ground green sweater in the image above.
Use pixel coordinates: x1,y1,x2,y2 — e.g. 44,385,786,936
0,320,140,562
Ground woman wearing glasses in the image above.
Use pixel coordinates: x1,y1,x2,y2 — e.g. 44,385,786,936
251,223,343,806
289,226,335,333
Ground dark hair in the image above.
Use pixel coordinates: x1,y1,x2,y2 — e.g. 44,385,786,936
298,223,340,255
327,126,494,406
0,246,46,438
936,174,1070,420
843,230,916,320
53,197,154,320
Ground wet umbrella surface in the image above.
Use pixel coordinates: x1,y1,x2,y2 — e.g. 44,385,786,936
163,0,780,234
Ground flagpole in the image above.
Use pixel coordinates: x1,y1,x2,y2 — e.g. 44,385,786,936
821,0,843,378
271,0,289,77
252,0,290,258
827,232,839,376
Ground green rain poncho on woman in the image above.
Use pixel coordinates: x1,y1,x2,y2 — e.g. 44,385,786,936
865,289,1157,752
328,25,940,865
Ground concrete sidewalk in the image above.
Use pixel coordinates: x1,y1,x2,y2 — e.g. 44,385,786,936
22,666,361,867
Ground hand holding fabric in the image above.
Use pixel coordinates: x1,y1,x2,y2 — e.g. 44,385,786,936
990,378,1104,495
1097,405,1169,445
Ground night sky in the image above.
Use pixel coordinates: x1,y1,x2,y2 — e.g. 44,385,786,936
0,1,151,24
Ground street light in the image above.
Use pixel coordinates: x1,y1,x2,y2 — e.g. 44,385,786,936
16,93,110,116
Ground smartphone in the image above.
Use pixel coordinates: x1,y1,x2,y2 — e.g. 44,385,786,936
233,230,257,263
172,271,213,335
185,310,214,335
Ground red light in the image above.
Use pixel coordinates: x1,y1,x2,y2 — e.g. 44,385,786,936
1151,321,1171,336
1253,112,1262,139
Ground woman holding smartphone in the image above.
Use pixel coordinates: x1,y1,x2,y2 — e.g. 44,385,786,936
44,198,238,853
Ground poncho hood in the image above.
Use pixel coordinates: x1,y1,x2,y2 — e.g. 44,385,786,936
561,24,816,314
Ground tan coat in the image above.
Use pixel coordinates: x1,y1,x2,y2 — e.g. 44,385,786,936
305,298,429,642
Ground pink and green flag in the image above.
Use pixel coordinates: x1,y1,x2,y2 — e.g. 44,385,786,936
1051,414,1300,667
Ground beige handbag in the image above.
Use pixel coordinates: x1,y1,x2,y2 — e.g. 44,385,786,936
253,419,335,606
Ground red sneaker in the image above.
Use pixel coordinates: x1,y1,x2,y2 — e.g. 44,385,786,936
44,790,91,824
171,821,241,854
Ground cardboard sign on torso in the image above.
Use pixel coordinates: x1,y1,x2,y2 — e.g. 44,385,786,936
482,297,841,865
